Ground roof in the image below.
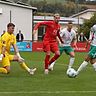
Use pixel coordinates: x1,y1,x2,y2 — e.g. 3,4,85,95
0,0,37,10
70,9,96,18
34,16,83,25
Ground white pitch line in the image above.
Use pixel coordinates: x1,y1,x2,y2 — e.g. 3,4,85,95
0,91,96,94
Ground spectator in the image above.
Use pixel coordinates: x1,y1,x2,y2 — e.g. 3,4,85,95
16,30,24,42
79,32,84,42
76,31,80,42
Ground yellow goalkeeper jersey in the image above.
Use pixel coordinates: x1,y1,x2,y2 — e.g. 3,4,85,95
1,32,16,53
0,37,2,54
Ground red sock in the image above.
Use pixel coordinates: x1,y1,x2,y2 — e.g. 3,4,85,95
45,55,50,69
49,54,60,65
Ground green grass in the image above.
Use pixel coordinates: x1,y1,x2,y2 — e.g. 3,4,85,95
0,52,96,96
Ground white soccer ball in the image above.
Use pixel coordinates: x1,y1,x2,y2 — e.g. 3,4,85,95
66,68,77,78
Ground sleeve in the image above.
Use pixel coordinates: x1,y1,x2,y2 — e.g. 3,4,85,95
60,29,64,37
89,27,94,40
89,31,93,40
34,21,51,30
57,29,64,43
1,34,7,47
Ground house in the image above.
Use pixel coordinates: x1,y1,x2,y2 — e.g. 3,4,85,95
70,9,96,20
0,0,37,41
33,16,83,41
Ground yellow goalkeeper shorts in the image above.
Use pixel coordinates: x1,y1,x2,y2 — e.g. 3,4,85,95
2,52,14,67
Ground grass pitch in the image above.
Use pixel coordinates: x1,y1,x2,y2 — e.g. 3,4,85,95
0,52,96,96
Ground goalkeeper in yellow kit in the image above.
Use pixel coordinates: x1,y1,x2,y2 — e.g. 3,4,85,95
0,23,36,75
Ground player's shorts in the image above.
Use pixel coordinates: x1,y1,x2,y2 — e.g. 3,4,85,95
88,45,96,58
1,52,14,67
43,41,59,53
59,46,74,55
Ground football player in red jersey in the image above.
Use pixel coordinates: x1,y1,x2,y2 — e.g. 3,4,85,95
33,13,63,74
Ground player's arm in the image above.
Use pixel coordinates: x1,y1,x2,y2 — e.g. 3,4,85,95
0,43,6,61
84,30,93,48
72,33,77,48
57,29,64,44
56,36,63,47
33,21,50,35
89,29,94,43
12,36,24,61
12,44,24,61
12,44,19,55
72,38,77,48
0,36,7,59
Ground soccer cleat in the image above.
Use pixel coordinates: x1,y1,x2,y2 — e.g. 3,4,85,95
29,68,36,75
94,68,96,71
44,69,49,74
48,66,53,71
73,71,78,78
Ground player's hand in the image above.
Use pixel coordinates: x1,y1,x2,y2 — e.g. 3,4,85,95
33,30,36,35
85,40,91,49
73,43,78,49
59,42,64,47
88,40,92,44
0,54,4,62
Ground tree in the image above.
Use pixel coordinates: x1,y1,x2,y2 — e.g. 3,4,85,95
78,13,96,38
12,0,88,16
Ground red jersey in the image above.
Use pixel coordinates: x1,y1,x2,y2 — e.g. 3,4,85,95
34,21,62,43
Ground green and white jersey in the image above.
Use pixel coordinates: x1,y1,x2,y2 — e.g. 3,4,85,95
60,28,76,46
90,24,96,46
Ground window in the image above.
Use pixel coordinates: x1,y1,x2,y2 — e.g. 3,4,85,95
0,8,2,14
38,26,45,41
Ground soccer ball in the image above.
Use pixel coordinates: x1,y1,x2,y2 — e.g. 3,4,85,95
66,68,77,78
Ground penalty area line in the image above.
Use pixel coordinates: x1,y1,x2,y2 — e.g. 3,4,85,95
0,91,96,94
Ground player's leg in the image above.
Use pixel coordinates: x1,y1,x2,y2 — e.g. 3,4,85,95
10,55,36,75
44,51,51,74
0,54,11,74
76,45,95,75
49,51,60,65
43,41,51,74
0,67,8,74
67,46,75,69
49,43,60,67
90,58,96,71
76,56,89,75
48,46,63,70
89,46,96,71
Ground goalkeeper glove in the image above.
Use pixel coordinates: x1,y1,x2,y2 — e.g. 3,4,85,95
0,54,4,61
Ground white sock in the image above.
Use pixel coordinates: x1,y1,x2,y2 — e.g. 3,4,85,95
77,61,88,75
68,57,75,68
92,62,96,71
49,61,56,68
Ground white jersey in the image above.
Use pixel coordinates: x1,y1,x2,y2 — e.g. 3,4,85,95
90,24,96,46
60,28,76,46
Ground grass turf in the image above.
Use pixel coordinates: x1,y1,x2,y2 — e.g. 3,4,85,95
0,52,96,96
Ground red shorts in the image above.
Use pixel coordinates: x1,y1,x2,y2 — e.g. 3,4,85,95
43,41,59,53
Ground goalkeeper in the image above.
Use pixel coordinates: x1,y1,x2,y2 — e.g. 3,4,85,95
0,23,36,75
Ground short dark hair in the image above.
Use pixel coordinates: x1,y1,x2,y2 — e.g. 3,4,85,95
7,23,15,28
54,13,60,17
68,21,73,24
